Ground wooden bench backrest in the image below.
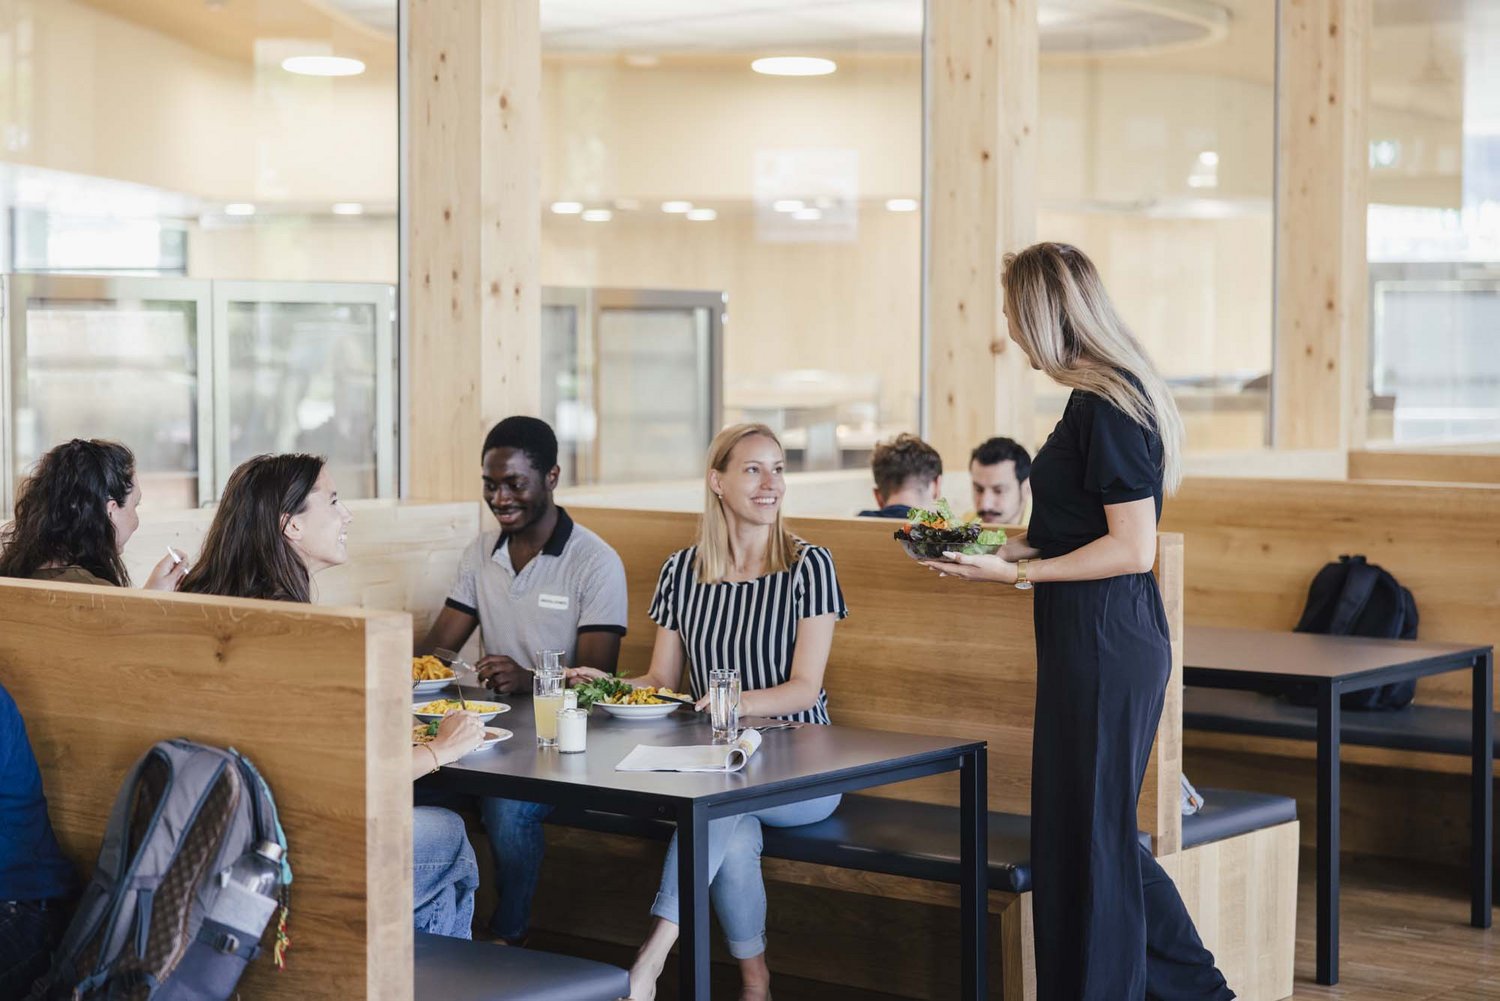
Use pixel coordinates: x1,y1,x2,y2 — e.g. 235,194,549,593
1160,477,1500,710
1348,451,1500,486
570,507,1185,854
0,579,412,1001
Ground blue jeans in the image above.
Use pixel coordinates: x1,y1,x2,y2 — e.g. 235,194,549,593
479,798,555,941
0,897,70,1001
413,806,479,939
651,794,841,960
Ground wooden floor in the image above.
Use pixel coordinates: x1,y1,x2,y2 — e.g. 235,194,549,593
531,851,1496,1000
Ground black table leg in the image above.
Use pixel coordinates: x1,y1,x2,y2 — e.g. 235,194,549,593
1316,683,1341,985
677,803,711,1000
1473,651,1493,929
960,746,988,1000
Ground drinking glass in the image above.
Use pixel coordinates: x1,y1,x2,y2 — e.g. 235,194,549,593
533,657,565,747
709,668,741,744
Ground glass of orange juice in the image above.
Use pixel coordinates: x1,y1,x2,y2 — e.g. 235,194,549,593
533,655,566,747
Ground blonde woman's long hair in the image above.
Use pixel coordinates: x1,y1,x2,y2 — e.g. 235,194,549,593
696,423,798,584
1002,242,1184,493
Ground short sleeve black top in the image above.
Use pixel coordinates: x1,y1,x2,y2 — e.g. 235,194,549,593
1027,381,1164,560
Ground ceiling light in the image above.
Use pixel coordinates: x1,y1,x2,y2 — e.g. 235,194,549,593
581,209,613,222
331,202,364,216
224,203,256,217
752,57,837,77
792,208,822,221
772,199,804,213
550,201,584,215
661,200,693,213
281,56,366,77
885,198,919,212
685,208,717,221
1197,150,1220,167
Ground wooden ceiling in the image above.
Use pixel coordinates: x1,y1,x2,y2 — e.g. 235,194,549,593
76,0,394,69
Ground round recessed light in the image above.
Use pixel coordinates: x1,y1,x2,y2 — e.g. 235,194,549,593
224,203,256,217
550,201,584,215
792,207,822,221
281,56,366,77
661,200,693,214
581,209,613,222
1197,150,1220,167
751,56,836,77
331,202,364,216
885,198,919,212
685,208,717,221
772,199,805,213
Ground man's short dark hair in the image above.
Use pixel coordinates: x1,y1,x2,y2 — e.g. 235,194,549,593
871,433,942,497
970,437,1032,482
482,416,559,474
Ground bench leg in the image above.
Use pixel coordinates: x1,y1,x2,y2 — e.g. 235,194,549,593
677,804,711,1000
1473,651,1493,929
1316,684,1341,985
961,746,989,1000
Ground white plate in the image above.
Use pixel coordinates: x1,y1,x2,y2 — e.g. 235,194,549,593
412,676,456,696
479,726,513,749
592,701,682,720
412,700,510,724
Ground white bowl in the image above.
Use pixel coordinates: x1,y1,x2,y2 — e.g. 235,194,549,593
592,701,681,720
412,676,456,696
412,699,509,724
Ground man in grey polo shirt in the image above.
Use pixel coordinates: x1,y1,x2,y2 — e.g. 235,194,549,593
418,416,627,943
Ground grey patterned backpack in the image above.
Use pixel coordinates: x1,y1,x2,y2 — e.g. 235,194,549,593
29,740,290,1001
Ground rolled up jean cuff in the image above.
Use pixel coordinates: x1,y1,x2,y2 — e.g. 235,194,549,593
649,892,767,960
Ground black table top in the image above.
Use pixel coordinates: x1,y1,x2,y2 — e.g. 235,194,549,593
431,689,984,809
1185,625,1491,686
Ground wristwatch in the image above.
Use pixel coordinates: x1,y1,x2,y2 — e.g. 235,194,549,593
1014,559,1034,591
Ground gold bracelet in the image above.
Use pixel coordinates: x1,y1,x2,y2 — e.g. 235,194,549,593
1015,559,1034,591
422,743,442,774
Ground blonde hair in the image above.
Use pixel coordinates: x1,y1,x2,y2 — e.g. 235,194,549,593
696,423,798,584
1002,242,1184,493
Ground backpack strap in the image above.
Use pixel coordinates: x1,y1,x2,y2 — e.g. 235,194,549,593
1327,556,1380,636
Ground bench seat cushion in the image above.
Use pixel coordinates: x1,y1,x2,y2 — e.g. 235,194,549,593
1184,687,1494,756
1181,787,1297,849
414,932,629,1001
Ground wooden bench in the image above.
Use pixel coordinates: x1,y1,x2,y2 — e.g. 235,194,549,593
1161,477,1500,869
525,508,1298,1001
0,576,627,1001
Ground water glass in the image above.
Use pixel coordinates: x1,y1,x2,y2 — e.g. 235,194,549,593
709,668,741,744
533,659,565,748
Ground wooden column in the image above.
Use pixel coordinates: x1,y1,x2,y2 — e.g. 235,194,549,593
407,0,541,500
924,0,1037,470
1274,0,1369,450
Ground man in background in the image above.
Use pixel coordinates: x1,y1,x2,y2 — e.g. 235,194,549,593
969,436,1032,525
858,433,942,519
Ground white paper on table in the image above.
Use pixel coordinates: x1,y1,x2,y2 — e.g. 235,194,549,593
615,728,764,773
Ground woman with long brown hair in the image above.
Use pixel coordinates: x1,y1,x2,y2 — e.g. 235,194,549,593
925,243,1232,1000
0,438,184,590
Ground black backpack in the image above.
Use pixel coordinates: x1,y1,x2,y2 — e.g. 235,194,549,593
1282,555,1420,710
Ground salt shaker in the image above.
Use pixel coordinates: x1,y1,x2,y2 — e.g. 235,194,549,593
557,690,587,753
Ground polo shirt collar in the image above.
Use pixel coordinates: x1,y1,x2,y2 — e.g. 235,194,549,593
492,507,575,558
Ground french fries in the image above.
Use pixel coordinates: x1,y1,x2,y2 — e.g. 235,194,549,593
412,655,454,681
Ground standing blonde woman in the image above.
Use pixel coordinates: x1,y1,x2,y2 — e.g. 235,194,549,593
576,423,847,1001
925,243,1233,1000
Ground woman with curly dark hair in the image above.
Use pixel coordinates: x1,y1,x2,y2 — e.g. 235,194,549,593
0,439,184,590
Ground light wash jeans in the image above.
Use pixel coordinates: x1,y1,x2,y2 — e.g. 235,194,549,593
479,797,555,941
651,794,841,959
412,806,480,939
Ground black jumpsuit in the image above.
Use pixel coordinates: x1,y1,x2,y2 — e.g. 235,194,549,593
1026,385,1234,1001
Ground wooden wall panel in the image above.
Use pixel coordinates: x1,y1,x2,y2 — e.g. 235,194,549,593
407,0,541,501
0,580,413,1001
1273,0,1369,449
925,0,1037,469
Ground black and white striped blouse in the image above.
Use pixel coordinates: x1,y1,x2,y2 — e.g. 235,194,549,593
647,541,849,725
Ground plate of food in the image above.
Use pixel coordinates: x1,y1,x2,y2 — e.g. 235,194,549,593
411,698,509,723
411,654,457,695
893,499,1006,562
411,722,513,751
572,676,691,719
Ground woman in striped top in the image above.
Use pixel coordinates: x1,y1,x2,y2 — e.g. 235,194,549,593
612,423,848,1001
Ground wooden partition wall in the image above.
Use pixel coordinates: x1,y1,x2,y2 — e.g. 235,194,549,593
0,579,413,1001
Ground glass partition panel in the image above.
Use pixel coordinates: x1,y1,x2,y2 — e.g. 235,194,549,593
1365,2,1500,452
1034,1,1276,453
3,275,209,512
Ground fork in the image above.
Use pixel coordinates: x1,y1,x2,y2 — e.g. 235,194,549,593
433,647,470,711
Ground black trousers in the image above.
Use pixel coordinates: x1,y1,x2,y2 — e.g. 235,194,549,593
1030,575,1234,1001
0,898,70,1001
